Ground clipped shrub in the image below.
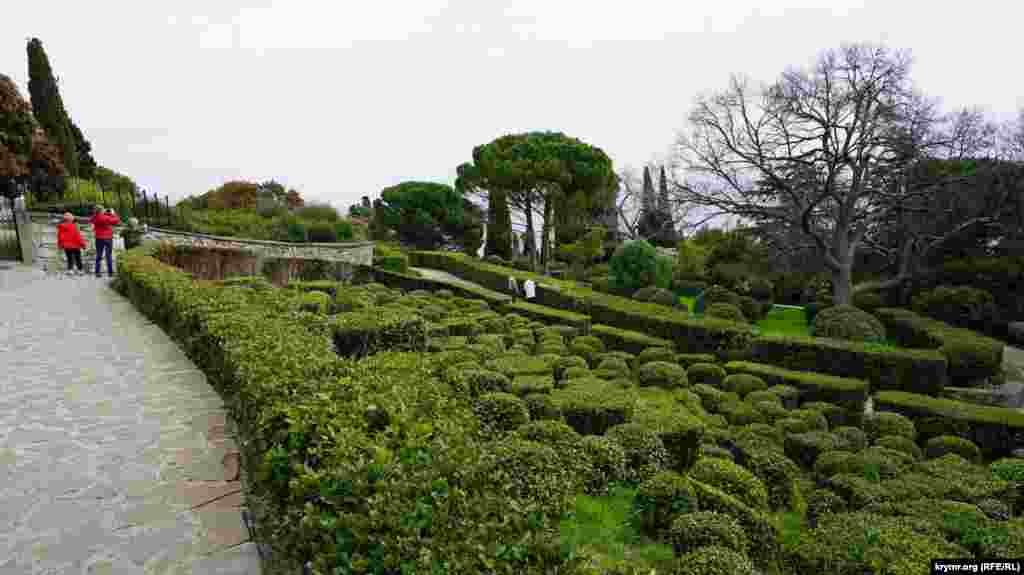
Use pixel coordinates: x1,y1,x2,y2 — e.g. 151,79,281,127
875,435,923,460
721,374,767,398
852,289,885,312
334,220,355,240
814,451,854,478
911,285,999,330
562,366,592,381
863,411,917,442
637,361,688,389
298,291,330,314
634,471,701,536
700,445,734,461
306,221,338,243
595,357,631,378
702,285,742,308
633,286,679,307
606,423,671,484
784,432,845,468
687,480,781,570
457,369,511,396
378,254,409,274
737,295,765,322
802,401,847,429
579,435,629,494
669,511,748,556
523,393,561,421
689,456,769,511
672,546,756,575
720,401,764,427
833,426,868,452
474,392,530,432
609,239,660,293
706,302,747,323
925,435,982,463
811,304,886,342
515,419,583,452
687,362,726,388
511,375,555,396
806,488,848,523
552,380,636,436
776,417,813,436
554,356,589,381
753,400,789,424
990,458,1024,483
692,384,738,413
637,346,677,365
677,353,718,369
474,438,578,516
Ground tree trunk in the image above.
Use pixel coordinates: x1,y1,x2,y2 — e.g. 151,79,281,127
524,194,536,267
541,198,553,274
833,260,853,306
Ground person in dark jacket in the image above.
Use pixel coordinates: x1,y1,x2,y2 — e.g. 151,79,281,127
57,212,87,274
90,205,121,277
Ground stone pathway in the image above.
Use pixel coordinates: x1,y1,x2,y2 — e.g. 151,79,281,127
0,264,260,574
408,266,499,293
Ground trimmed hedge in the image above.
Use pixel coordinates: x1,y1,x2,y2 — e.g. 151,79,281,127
589,323,675,355
502,300,591,333
750,333,948,396
371,267,513,309
874,307,1005,386
874,390,1024,458
723,361,868,413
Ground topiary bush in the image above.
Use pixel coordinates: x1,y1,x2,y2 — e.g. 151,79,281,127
706,302,747,323
875,435,923,460
911,285,999,331
551,380,636,436
689,457,769,511
784,431,845,468
637,361,688,389
721,374,767,398
579,435,629,494
687,362,726,388
606,422,671,484
633,286,679,307
863,411,917,442
925,435,982,463
702,285,742,308
737,295,766,322
523,393,561,421
811,304,886,342
595,357,631,380
474,392,530,432
692,384,738,414
990,458,1024,483
609,239,660,293
554,355,589,381
671,546,757,575
306,221,338,243
473,438,579,517
833,426,868,452
669,511,749,556
637,346,676,365
634,471,701,536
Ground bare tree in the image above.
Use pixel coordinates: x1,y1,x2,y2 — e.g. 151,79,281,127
672,42,1015,304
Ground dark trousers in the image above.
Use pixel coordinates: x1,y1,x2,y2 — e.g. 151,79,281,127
95,238,114,276
64,249,83,271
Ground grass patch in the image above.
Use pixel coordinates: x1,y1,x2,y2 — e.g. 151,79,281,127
757,306,811,338
679,295,696,312
559,484,676,571
771,511,806,551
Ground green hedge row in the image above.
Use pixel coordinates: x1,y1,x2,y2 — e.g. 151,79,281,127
874,308,1005,386
873,391,1024,458
409,251,755,355
723,361,869,414
502,301,592,333
750,334,948,396
371,266,513,308
590,324,675,356
115,246,590,574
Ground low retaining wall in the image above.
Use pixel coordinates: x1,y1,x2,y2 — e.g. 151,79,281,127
143,227,374,266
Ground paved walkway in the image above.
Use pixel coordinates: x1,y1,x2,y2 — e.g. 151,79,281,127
0,265,260,574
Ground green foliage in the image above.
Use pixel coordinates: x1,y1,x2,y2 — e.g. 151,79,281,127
551,380,636,436
305,221,337,243
862,411,918,442
607,423,671,484
637,361,687,389
812,304,886,342
925,435,982,463
377,181,474,250
701,285,741,308
673,239,709,282
689,457,769,511
686,363,726,388
911,285,999,330
720,374,767,398
378,254,409,274
473,392,530,432
990,458,1024,483
634,472,700,535
875,435,923,460
669,511,748,556
27,38,78,177
580,436,630,494
334,220,355,240
293,202,341,222
672,545,756,575
632,286,678,307
833,426,868,452
609,240,660,293
706,302,747,323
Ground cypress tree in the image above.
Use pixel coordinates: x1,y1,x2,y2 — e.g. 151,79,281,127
486,188,512,260
657,165,676,245
27,37,79,177
638,166,658,240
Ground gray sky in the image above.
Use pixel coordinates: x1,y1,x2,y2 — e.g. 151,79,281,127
3,1,1022,210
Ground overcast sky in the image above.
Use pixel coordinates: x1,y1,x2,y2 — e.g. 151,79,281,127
3,1,1022,210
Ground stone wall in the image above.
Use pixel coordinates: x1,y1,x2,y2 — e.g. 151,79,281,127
142,227,374,267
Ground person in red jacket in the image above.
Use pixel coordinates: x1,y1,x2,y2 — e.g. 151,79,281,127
90,205,121,278
57,212,87,275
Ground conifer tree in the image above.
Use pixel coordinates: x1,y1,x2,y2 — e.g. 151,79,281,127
27,38,79,177
656,165,676,245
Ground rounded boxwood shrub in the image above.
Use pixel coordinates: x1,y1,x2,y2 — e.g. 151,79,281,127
461,369,512,396
753,400,790,424
677,353,718,369
537,342,568,357
596,357,631,377
738,422,784,445
689,457,769,511
811,304,886,342
604,350,637,367
833,426,868,452
706,302,747,323
737,295,766,323
925,435,982,463
700,445,735,461
580,435,628,494
911,285,998,330
606,423,670,484
637,346,677,365
813,451,853,478
990,458,1024,483
523,393,561,421
721,374,767,398
863,411,917,442
634,471,701,536
848,446,914,480
692,383,738,413
562,366,592,381
745,389,781,405
672,545,757,575
511,375,555,396
474,392,530,432
572,335,605,351
554,356,589,381
669,510,748,556
609,239,661,293
637,361,688,389
790,408,830,432
687,363,726,388
784,431,844,468
720,401,764,427
702,285,742,308
806,488,848,523
875,435,923,460
802,401,846,429
775,417,812,436
553,381,636,436
474,438,577,515
515,419,583,452
852,289,885,312
633,286,679,307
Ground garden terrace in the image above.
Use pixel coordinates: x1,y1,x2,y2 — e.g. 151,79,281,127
407,250,1006,396
116,242,1024,574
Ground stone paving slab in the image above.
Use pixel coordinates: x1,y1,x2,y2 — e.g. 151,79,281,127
0,265,260,574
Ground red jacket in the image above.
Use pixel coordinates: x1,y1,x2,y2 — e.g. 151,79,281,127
57,222,87,250
90,212,121,240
